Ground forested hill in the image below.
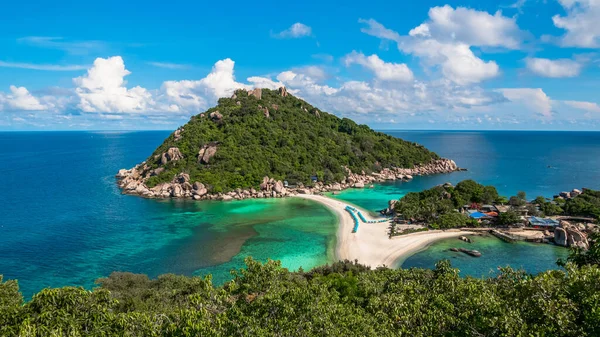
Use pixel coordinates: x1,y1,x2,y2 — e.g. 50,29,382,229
136,87,440,192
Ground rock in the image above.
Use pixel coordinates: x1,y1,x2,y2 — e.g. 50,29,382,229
160,147,184,165
274,180,286,194
150,167,164,176
116,169,129,178
297,188,311,194
278,86,288,97
354,182,365,188
554,227,568,247
174,173,190,184
198,143,218,164
572,189,582,196
248,88,262,100
404,175,413,180
171,185,184,198
566,227,589,250
260,176,270,191
221,195,233,201
173,127,184,141
262,107,269,118
559,191,571,199
271,104,279,111
209,111,223,121
312,109,320,118
331,183,342,191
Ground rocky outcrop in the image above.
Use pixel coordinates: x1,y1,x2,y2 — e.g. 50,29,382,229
160,147,184,165
198,143,218,164
248,88,262,100
173,127,184,141
278,86,288,97
554,227,568,247
380,200,397,216
210,111,223,121
116,158,461,202
554,221,590,249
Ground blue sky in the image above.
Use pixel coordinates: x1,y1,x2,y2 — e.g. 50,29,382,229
1,0,600,130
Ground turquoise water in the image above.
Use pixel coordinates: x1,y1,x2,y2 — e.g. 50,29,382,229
401,235,569,276
0,132,336,298
2,130,598,297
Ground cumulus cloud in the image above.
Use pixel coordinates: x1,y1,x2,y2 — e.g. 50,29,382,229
0,86,52,111
525,57,583,78
343,52,414,82
552,0,600,47
408,5,524,49
272,23,312,39
499,88,554,118
359,7,514,85
162,58,250,112
73,56,155,113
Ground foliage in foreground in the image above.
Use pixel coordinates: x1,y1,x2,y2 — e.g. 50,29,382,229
144,88,439,192
2,257,600,336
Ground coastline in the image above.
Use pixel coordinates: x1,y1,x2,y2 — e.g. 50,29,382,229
295,194,474,268
116,159,461,201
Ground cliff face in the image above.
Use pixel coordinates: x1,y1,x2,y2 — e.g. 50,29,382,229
116,87,461,200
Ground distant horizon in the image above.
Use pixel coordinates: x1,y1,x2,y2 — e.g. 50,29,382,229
3,128,600,133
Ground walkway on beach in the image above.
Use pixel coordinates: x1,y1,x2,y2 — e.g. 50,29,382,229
295,194,474,268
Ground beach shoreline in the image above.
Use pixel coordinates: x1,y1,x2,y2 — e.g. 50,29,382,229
295,194,474,268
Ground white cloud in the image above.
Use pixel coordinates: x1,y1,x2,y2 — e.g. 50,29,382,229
359,12,505,85
73,56,155,113
0,61,87,71
162,58,251,112
0,86,50,111
147,62,189,69
525,57,583,78
552,0,600,47
343,51,414,82
272,23,312,39
564,100,600,112
499,88,553,118
408,5,524,49
403,39,499,85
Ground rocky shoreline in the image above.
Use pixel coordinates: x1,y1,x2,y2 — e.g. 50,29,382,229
116,158,462,201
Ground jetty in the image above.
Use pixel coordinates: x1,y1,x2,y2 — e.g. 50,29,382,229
490,229,517,243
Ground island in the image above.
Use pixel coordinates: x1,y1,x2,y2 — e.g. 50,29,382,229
116,87,460,201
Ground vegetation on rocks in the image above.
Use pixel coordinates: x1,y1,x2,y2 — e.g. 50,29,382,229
1,257,600,336
140,88,439,193
394,180,501,225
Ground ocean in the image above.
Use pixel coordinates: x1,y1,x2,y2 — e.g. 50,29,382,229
2,130,597,297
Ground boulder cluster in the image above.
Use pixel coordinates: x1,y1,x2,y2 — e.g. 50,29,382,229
553,220,598,250
556,188,583,199
116,156,460,201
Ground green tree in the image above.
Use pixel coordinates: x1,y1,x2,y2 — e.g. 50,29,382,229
497,210,521,226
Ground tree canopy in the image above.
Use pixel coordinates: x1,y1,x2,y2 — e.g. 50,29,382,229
1,258,600,336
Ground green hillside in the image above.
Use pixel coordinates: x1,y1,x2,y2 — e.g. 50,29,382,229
142,88,439,193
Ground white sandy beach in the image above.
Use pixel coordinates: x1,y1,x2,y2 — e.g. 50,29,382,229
296,194,474,268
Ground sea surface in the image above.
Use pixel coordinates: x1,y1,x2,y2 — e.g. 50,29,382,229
2,130,597,297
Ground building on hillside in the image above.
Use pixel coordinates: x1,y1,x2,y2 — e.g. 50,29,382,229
528,216,560,229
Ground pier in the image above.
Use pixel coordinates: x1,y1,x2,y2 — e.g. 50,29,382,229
490,229,517,243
